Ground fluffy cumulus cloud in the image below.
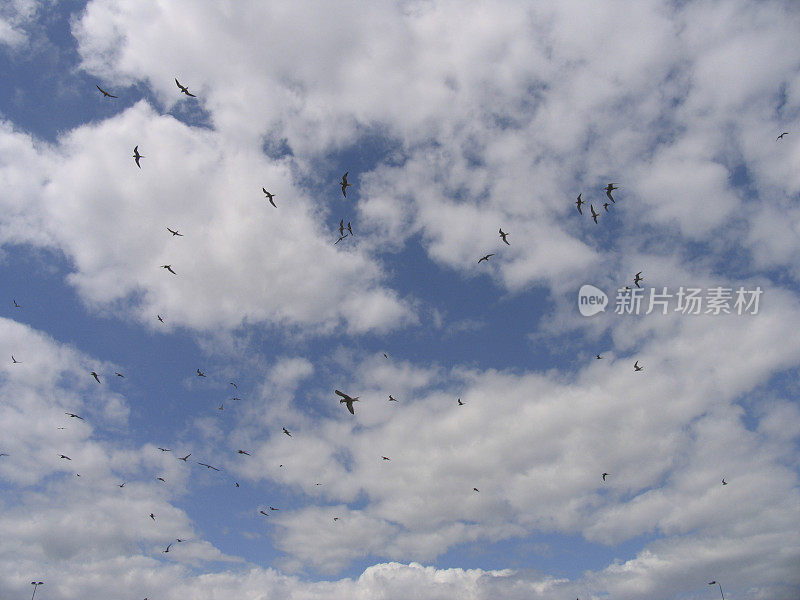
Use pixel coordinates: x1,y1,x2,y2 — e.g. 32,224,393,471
1,0,799,599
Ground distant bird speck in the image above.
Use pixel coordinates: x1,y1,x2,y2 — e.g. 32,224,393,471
340,172,351,197
175,78,196,97
477,253,495,263
90,371,100,383
96,84,117,98
166,228,183,237
161,265,176,275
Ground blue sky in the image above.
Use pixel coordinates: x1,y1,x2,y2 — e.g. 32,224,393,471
1,1,799,599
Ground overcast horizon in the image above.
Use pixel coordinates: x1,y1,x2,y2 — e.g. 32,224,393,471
1,1,799,599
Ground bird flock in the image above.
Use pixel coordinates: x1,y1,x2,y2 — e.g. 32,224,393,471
2,75,790,600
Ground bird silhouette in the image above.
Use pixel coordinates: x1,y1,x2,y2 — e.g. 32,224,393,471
269,506,278,511
157,477,166,482
59,454,71,460
157,447,171,452
175,78,196,97
602,472,609,481
161,265,176,274
383,353,389,359
473,487,479,492
335,390,359,414
166,228,183,236
477,253,495,263
90,371,101,383
259,510,269,516
499,228,510,245
334,234,349,244
198,462,220,471
575,193,584,214
340,172,351,197
118,482,125,487
605,183,619,202
11,355,20,364
283,427,292,437
634,272,643,287
157,315,164,323
65,412,84,420
382,456,391,461
634,361,643,372
230,381,238,389
339,219,345,236
237,450,250,456
333,517,339,521
595,354,602,359
603,202,611,212
178,453,191,461
96,84,117,98
458,398,464,405
262,188,277,207
163,542,172,553
13,299,21,308
115,372,125,377
722,478,728,485
347,221,354,235
150,513,156,521
777,132,789,140
388,395,398,402
133,146,144,168
197,369,206,377
590,204,600,224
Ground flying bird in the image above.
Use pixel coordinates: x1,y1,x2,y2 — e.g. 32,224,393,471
218,402,224,411
590,204,600,224
166,228,183,236
178,453,191,461
175,78,196,97
603,202,611,212
477,253,495,263
197,369,206,377
150,513,156,521
458,398,464,405
96,84,117,98
602,472,609,481
59,454,71,460
499,228,510,245
722,478,728,485
11,355,20,364
333,517,339,521
133,146,144,168
383,353,388,359
382,456,391,461
157,447,171,452
259,510,269,516
335,389,360,414
269,506,278,511
115,372,125,377
237,450,250,456
334,234,349,244
633,271,643,287
595,354,602,359
198,462,220,471
157,477,166,482
65,412,84,420
340,172,351,197
118,482,125,487
634,361,643,371
283,427,292,437
157,315,164,323
230,381,238,389
777,132,789,140
388,395,398,402
339,219,344,236
347,221,354,235
163,543,172,553
576,193,584,214
473,487,479,492
605,183,619,202
262,188,277,207
90,371,101,383
13,299,21,308
161,264,176,274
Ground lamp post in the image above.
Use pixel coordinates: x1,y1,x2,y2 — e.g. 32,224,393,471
30,581,44,600
708,580,724,600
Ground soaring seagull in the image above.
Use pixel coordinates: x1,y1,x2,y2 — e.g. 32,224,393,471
166,228,183,236
198,462,220,471
13,299,21,308
175,78,196,97
602,472,609,481
133,146,144,168
90,371,101,383
777,132,789,140
633,271,643,288
161,264,176,274
340,172,351,197
197,368,206,377
65,412,84,420
335,389,359,414
262,188,277,207
499,228,510,245
477,253,495,263
575,193,584,214
96,84,117,98
633,361,643,371
605,183,619,203
11,355,20,364
283,427,292,437
590,204,600,224
177,453,191,462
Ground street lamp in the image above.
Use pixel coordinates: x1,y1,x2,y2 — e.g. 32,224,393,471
30,581,44,600
708,580,724,600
